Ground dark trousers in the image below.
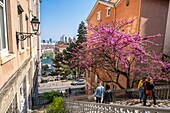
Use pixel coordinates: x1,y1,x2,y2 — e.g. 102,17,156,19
96,97,101,103
143,90,156,106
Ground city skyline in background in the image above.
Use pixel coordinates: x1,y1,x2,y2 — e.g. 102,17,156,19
40,0,96,41
41,34,74,44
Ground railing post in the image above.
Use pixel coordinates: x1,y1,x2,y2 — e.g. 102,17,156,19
167,86,170,100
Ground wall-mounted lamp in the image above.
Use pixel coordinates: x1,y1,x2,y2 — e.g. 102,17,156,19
16,16,40,42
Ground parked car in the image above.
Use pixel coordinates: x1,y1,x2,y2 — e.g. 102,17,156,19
71,79,86,85
40,79,48,83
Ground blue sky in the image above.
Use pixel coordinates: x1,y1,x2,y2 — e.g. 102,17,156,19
40,0,96,41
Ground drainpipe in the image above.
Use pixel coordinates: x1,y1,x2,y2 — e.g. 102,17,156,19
113,0,120,23
113,3,116,22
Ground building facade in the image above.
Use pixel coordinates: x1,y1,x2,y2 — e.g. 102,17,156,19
86,0,170,93
55,43,69,53
0,0,41,112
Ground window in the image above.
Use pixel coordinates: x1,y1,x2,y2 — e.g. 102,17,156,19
20,77,27,113
97,11,101,20
6,94,17,113
18,4,24,49
34,0,37,16
0,0,8,57
112,85,116,90
25,14,29,47
30,0,34,14
106,7,110,17
94,74,98,84
30,0,33,11
35,1,39,17
102,61,109,71
20,82,26,113
88,70,90,78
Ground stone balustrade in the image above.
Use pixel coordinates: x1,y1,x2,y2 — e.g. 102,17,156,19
64,85,170,113
113,85,170,100
64,100,170,113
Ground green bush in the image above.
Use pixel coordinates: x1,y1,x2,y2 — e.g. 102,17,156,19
42,91,62,103
47,97,65,113
42,50,54,59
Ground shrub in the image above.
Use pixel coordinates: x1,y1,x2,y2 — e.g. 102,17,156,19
47,97,65,113
42,91,62,103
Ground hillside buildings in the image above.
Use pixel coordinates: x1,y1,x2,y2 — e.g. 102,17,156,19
0,0,42,112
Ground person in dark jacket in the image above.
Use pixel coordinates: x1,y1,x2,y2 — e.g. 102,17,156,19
103,84,113,104
68,87,72,97
143,76,156,106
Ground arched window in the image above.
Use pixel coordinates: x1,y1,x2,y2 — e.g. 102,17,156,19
106,7,110,17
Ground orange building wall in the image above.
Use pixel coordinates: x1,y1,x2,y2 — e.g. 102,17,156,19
87,3,115,28
116,0,141,34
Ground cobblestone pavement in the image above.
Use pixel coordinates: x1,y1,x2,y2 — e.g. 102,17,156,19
113,99,170,108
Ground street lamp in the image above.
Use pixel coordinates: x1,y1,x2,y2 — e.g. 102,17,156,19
16,16,40,42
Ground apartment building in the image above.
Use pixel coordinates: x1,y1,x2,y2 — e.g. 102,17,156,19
86,0,170,93
0,0,41,112
55,42,69,53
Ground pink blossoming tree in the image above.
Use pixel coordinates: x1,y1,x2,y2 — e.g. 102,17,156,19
71,20,170,89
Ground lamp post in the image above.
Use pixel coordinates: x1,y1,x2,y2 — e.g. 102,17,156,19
16,16,40,43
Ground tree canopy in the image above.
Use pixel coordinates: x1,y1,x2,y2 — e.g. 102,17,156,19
77,21,87,44
71,20,170,89
53,21,87,78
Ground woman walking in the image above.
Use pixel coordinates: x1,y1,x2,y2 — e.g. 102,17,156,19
143,76,156,106
103,84,113,104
